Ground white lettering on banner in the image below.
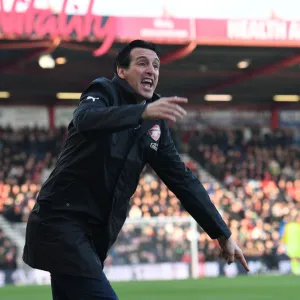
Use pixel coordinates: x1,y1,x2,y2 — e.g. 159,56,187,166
140,17,189,39
140,28,189,38
279,260,292,274
181,110,271,126
280,111,300,123
0,106,49,128
54,106,76,127
227,20,288,40
203,262,219,277
2,0,300,20
154,19,174,29
104,263,189,281
248,261,263,275
0,271,5,287
0,260,293,286
289,22,300,40
1,0,91,15
10,269,51,285
223,263,239,278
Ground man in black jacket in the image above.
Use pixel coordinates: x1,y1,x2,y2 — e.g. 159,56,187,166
23,40,249,300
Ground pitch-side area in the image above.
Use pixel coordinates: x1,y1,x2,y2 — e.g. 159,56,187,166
0,275,299,300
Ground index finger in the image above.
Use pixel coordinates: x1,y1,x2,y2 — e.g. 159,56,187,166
238,254,250,272
167,97,188,104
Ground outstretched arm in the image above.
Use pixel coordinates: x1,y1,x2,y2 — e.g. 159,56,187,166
149,121,249,271
74,82,188,135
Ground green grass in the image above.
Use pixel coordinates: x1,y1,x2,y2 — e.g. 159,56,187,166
0,276,299,300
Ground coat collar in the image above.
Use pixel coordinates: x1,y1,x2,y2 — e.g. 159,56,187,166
112,75,160,104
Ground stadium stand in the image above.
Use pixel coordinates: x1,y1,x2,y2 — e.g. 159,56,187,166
0,126,66,274
188,126,300,271
0,126,298,274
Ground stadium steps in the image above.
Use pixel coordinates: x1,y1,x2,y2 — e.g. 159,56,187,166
0,215,25,267
197,165,223,186
181,154,222,186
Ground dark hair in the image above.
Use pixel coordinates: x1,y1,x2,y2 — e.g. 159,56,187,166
114,40,159,73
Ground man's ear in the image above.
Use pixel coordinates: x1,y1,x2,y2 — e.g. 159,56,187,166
117,66,126,79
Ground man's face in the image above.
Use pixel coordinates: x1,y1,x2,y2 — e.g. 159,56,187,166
117,47,160,100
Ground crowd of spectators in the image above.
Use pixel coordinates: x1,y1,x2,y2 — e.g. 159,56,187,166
0,126,299,275
0,126,66,222
0,127,66,271
188,126,300,270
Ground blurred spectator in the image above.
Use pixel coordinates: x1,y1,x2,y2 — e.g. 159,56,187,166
282,215,300,275
0,228,17,272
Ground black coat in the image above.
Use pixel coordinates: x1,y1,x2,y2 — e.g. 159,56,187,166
23,76,231,278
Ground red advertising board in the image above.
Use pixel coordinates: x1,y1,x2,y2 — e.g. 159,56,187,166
196,18,300,47
0,0,116,55
116,17,195,44
1,0,300,48
117,17,300,47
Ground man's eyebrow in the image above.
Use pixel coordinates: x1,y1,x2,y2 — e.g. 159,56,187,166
136,56,160,63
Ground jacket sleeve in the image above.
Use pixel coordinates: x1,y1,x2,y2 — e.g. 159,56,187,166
149,121,231,240
73,79,147,133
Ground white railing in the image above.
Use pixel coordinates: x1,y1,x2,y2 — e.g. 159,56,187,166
112,216,199,279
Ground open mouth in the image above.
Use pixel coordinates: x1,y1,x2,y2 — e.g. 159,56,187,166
141,78,153,89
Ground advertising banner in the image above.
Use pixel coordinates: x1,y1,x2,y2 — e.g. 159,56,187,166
2,0,300,20
54,106,76,127
0,259,291,286
0,106,49,128
1,0,300,47
180,110,271,129
279,110,300,144
116,17,195,43
196,19,300,46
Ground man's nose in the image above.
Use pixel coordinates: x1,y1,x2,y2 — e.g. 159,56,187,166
145,65,155,75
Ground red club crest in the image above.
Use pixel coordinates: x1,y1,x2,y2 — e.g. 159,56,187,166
148,125,161,141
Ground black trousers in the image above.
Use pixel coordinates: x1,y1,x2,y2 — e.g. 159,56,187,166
51,272,119,300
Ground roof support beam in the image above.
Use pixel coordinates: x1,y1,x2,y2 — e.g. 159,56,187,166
0,39,61,73
188,53,300,96
0,41,51,50
160,42,197,65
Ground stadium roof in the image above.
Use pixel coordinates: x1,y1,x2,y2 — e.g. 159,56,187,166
1,40,300,107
